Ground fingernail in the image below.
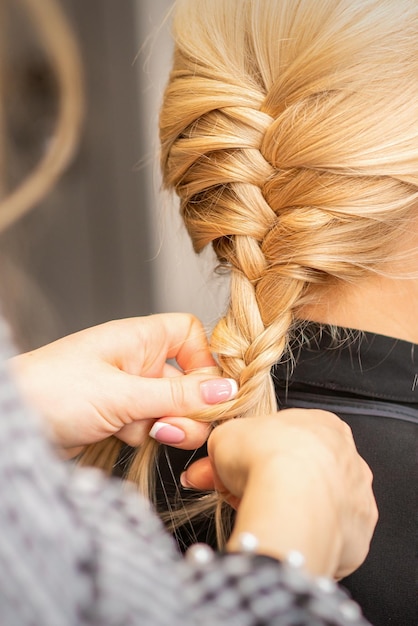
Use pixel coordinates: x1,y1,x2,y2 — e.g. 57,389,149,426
200,378,238,404
180,472,196,491
149,422,185,444
180,471,192,489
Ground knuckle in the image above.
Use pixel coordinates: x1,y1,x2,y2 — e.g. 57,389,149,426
361,458,374,483
340,420,354,439
169,377,187,413
372,500,379,525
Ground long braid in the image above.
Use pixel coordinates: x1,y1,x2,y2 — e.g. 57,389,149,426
162,78,306,418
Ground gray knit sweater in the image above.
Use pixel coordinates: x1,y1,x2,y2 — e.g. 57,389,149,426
0,315,371,625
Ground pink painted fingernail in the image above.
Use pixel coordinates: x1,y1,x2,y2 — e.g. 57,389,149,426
200,378,238,404
149,422,185,444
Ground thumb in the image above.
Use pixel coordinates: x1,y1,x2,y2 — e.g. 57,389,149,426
118,373,238,421
180,457,215,491
180,456,241,509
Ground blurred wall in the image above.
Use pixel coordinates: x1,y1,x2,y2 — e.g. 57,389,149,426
0,0,227,352
134,0,229,334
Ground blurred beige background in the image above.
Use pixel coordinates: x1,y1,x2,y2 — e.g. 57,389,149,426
1,0,228,351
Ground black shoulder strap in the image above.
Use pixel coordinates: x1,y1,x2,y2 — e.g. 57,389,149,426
281,391,418,424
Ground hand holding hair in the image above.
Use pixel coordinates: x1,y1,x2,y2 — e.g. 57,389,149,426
183,409,378,580
8,313,237,455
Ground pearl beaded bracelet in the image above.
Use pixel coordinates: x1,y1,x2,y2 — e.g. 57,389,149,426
186,531,305,568
185,533,367,625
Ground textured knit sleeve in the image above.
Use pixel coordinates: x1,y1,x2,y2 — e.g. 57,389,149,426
0,317,371,626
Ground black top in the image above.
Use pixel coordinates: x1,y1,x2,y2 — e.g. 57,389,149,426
273,324,418,626
273,323,418,405
156,324,418,626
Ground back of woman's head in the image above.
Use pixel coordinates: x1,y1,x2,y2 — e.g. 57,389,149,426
160,0,418,420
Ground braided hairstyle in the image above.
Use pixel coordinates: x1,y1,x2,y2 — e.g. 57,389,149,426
161,0,418,405
81,0,418,541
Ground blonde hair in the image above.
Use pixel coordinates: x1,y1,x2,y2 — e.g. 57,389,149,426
80,0,418,543
0,0,83,234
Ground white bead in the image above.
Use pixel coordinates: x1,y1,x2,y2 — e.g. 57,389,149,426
339,600,362,620
286,550,306,568
316,576,336,593
237,532,259,553
185,543,215,565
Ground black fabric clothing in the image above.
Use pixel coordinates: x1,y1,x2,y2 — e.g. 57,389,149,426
272,324,418,626
158,325,418,626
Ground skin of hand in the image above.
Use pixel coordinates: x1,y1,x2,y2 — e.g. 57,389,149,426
182,409,378,580
8,313,237,456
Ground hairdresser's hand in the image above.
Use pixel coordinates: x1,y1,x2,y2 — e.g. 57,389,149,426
9,313,237,456
183,409,377,580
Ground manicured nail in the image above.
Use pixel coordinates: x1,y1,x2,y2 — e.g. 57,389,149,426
180,471,199,490
180,471,192,489
149,422,185,444
200,378,238,404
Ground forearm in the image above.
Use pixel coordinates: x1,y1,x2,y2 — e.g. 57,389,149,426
227,455,342,577
0,372,183,624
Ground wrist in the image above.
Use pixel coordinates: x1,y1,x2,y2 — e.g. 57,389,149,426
227,455,343,577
